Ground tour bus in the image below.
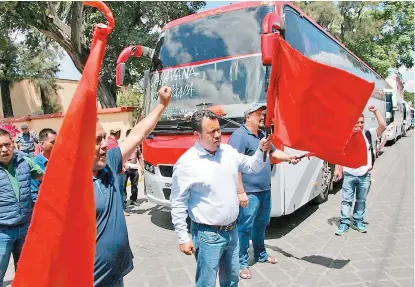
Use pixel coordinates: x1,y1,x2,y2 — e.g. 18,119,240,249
384,89,404,143
116,1,389,217
402,100,411,134
410,107,415,129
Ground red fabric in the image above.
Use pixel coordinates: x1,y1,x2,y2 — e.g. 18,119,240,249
12,3,113,286
266,35,373,168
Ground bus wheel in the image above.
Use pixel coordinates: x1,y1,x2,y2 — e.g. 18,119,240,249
312,162,333,204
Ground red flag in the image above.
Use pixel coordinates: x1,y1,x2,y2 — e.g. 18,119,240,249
12,2,114,286
266,35,373,168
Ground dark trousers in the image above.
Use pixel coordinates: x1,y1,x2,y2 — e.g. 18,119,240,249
124,169,139,202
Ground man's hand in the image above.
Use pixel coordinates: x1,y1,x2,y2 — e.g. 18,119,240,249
179,241,194,255
368,105,377,113
159,86,172,106
259,136,272,152
238,192,248,207
288,155,300,165
333,170,342,182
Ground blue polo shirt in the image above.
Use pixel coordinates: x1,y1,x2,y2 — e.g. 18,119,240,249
93,147,133,286
228,124,275,193
31,153,48,203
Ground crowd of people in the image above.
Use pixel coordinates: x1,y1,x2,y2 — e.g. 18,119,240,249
0,85,386,287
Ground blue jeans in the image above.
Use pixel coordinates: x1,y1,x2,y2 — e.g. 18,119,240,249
191,223,239,287
238,190,271,269
340,172,371,225
0,223,29,285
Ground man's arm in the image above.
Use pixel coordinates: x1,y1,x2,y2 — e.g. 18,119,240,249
119,86,171,164
333,164,343,182
23,156,44,181
369,106,386,137
235,137,271,174
31,131,39,143
170,163,192,245
237,172,249,207
271,149,299,163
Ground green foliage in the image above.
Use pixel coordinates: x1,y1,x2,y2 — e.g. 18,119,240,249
404,90,414,106
295,1,414,78
116,85,144,123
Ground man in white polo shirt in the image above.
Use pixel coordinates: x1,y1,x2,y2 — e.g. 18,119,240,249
334,105,386,235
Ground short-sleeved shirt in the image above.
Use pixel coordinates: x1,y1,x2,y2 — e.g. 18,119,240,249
343,128,377,176
15,131,38,153
93,147,133,286
228,124,276,193
31,153,48,203
0,154,44,200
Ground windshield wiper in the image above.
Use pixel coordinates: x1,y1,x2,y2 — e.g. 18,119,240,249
218,115,241,128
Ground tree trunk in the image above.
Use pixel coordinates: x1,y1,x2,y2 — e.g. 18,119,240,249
0,80,14,118
39,84,52,114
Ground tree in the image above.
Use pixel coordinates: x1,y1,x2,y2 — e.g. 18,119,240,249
295,1,414,78
0,1,205,108
0,31,20,117
0,29,62,118
404,90,414,106
116,85,144,123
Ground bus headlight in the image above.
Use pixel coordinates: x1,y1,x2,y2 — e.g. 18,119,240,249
144,161,155,174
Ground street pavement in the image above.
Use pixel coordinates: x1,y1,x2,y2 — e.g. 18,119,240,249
3,130,414,286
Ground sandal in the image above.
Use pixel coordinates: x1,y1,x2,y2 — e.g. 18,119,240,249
239,268,252,279
266,256,278,264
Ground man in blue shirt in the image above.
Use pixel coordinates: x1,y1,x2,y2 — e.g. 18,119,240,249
92,86,171,287
31,128,57,203
228,103,299,280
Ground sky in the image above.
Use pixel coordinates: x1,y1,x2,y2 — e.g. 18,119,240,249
56,1,414,93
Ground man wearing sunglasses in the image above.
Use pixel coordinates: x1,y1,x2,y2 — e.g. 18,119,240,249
31,128,57,204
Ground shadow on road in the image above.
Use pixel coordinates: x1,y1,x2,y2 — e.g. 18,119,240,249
266,203,319,240
264,244,350,269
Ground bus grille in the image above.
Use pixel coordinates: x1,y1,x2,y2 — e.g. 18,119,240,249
163,188,171,200
159,165,173,177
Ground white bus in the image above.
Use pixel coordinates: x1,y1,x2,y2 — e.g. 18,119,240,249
402,100,411,134
117,1,389,216
385,89,404,144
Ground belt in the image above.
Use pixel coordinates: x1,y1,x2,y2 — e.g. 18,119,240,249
193,220,237,232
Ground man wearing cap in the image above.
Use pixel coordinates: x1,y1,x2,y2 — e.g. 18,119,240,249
228,103,299,280
15,124,39,158
107,128,121,150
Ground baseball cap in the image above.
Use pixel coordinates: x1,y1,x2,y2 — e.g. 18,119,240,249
21,124,29,129
245,102,267,116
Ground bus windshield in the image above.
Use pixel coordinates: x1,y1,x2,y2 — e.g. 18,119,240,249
146,5,274,122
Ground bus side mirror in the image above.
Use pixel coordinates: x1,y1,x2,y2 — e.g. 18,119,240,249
261,13,282,66
116,63,126,87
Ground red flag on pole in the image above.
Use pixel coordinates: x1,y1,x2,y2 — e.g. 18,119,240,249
12,2,114,286
266,35,373,168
